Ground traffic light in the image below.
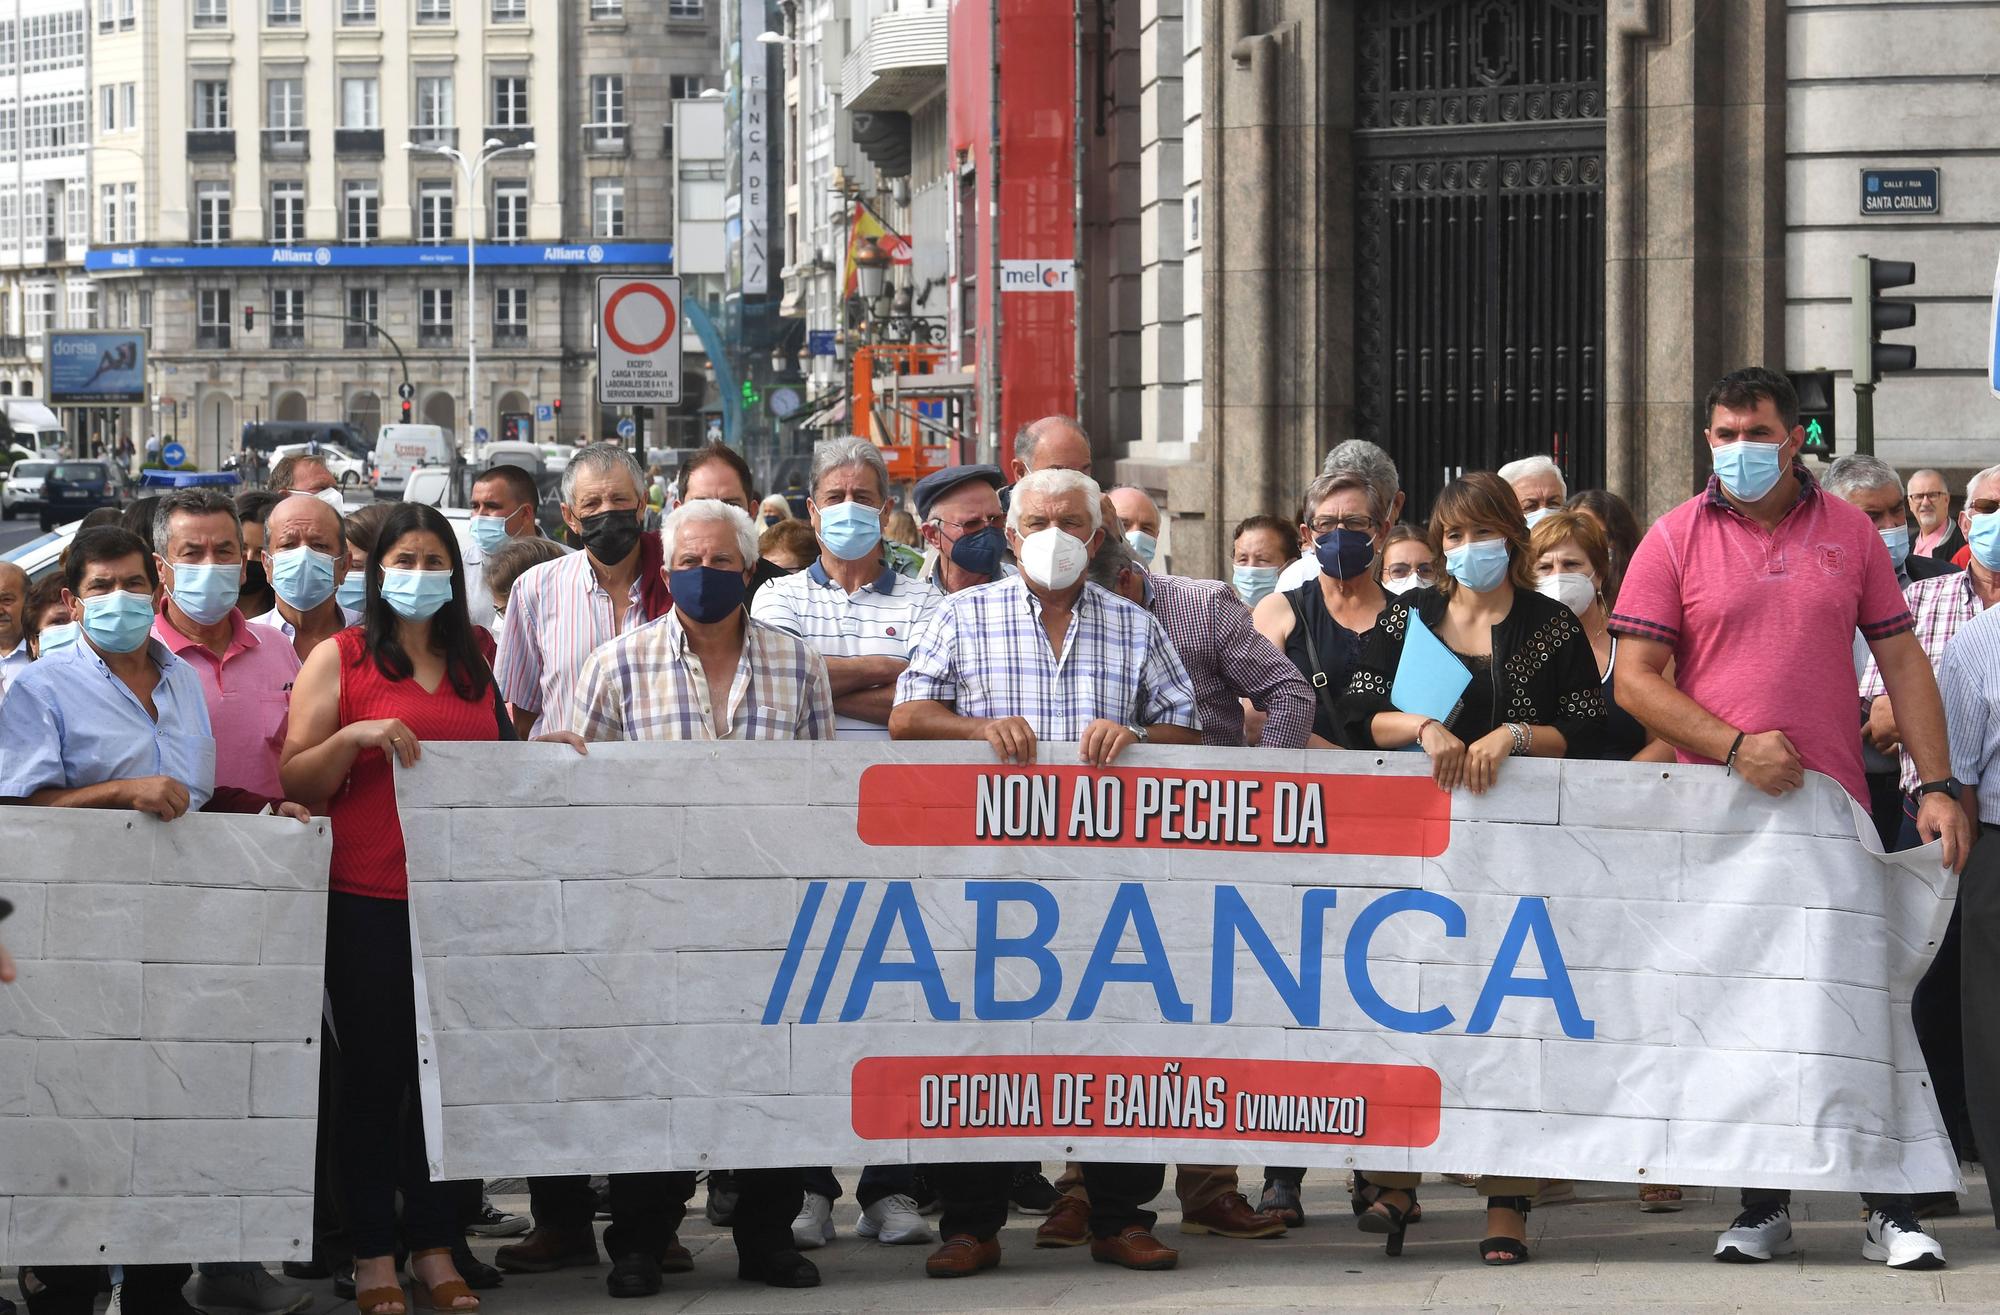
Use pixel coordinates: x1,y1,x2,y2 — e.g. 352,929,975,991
1788,370,1837,457
740,380,761,407
1852,255,1917,387
242,306,255,332
552,397,563,419
401,399,412,422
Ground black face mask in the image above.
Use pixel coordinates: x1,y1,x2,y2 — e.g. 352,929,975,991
240,560,268,595
576,509,644,564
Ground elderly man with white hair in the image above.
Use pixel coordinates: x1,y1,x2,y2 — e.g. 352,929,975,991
1497,454,1568,527
890,467,1199,1279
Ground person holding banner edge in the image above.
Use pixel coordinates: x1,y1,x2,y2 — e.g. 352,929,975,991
1611,366,1970,1271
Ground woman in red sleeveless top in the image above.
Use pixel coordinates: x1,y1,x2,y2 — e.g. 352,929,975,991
281,502,501,1315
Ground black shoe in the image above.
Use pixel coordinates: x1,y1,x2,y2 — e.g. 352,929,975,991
1008,1165,1061,1214
607,1253,664,1299
737,1249,820,1288
279,1259,330,1281
451,1239,504,1291
19,1273,91,1315
705,1170,740,1226
332,1267,356,1302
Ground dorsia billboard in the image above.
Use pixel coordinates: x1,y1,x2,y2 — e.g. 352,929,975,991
46,331,147,406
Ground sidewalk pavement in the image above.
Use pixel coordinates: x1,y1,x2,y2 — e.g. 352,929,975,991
10,1166,2000,1313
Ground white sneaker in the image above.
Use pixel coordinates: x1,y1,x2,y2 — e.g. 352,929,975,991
856,1193,936,1245
791,1191,836,1249
1713,1202,1794,1263
1863,1208,1946,1270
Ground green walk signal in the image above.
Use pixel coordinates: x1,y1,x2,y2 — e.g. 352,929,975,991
1788,370,1837,457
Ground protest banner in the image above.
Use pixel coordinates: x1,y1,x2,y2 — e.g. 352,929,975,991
402,742,1959,1196
0,811,330,1266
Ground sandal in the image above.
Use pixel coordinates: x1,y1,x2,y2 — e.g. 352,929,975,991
356,1285,408,1315
1350,1174,1424,1225
1639,1184,1683,1213
1353,1180,1419,1257
1479,1196,1532,1266
410,1247,481,1312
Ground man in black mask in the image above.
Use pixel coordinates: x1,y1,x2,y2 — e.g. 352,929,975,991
914,464,1007,596
497,442,669,740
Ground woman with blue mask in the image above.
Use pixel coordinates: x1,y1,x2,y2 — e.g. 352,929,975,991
281,502,583,1315
1334,471,1607,1266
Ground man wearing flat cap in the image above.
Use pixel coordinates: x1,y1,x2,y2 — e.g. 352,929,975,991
914,464,1008,596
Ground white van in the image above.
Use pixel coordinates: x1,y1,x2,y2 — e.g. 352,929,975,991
372,423,453,499
2,399,67,457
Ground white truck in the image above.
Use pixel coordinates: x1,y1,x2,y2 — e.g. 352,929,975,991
1,399,67,459
371,423,454,499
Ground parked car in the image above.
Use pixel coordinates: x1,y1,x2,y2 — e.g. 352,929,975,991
39,459,123,531
2,459,53,519
270,440,370,489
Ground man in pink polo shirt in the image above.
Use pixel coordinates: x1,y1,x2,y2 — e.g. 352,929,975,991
1613,366,1971,1273
149,488,304,803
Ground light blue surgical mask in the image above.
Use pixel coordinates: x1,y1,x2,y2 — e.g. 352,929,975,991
1523,507,1556,531
80,589,156,654
1879,523,1911,571
380,568,455,621
271,546,338,612
166,561,241,627
1233,563,1280,606
816,500,883,561
1711,440,1786,503
1970,512,2000,571
36,620,78,655
470,514,513,554
1444,537,1511,593
1125,529,1159,567
336,572,367,614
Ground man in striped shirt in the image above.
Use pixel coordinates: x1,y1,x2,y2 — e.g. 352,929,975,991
890,468,1199,1279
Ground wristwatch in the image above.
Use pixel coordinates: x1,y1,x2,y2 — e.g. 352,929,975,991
1126,724,1149,743
1916,778,1963,801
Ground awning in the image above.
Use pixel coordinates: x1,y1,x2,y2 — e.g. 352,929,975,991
794,395,849,432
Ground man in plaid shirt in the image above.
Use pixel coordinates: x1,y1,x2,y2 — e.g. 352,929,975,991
560,499,827,1297
890,468,1199,1279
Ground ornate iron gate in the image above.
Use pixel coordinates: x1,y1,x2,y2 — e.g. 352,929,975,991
1352,0,1607,514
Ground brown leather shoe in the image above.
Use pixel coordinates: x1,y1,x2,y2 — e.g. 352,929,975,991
1179,1192,1287,1239
1090,1225,1180,1270
1034,1194,1091,1248
495,1225,600,1274
924,1233,1001,1278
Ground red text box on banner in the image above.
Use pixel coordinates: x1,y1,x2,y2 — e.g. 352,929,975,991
856,766,1449,857
852,1055,1443,1147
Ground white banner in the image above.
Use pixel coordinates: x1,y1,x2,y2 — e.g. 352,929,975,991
0,811,329,1266
402,743,1959,1196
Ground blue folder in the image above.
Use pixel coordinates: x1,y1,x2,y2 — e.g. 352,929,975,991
1390,612,1474,722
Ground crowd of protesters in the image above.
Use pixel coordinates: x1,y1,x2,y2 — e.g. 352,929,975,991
0,364,1994,1312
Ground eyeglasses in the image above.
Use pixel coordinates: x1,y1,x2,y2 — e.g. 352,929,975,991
1308,515,1380,536
1908,491,1947,501
1383,563,1437,581
932,513,1003,534
1968,501,2000,517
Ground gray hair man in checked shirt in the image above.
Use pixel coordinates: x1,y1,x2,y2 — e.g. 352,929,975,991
888,466,1200,1279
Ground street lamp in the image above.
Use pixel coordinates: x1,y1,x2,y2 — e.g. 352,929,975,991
852,235,890,305
405,136,536,457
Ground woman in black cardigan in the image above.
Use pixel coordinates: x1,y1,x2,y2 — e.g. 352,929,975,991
1332,470,1607,1265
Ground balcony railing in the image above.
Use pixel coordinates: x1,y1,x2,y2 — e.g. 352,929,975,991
411,125,459,150
186,130,237,158
581,122,627,155
484,125,534,149
196,326,231,350
262,127,308,159
0,335,26,358
335,128,384,157
418,326,454,348
492,323,527,345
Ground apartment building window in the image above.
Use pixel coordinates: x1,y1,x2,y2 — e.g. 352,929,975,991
590,0,623,17
491,76,527,128
419,288,454,346
120,183,136,243
418,180,454,244
491,0,524,19
270,181,305,244
342,0,375,22
24,93,88,160
24,288,51,343
492,180,527,242
138,290,152,329
98,0,113,32
121,84,135,128
193,0,226,27
23,10,86,69
415,76,454,145
267,0,300,25
669,75,707,101
64,186,86,244
272,287,306,345
99,85,115,133
113,289,130,328
343,179,379,243
197,288,230,349
66,283,97,330
195,182,230,244
99,184,116,243
667,0,702,17
416,0,450,22
0,189,15,247
118,0,135,29
591,178,624,238
194,80,229,130
587,75,624,149
493,286,527,343
22,184,43,242
345,287,378,347
267,77,305,147
341,77,378,128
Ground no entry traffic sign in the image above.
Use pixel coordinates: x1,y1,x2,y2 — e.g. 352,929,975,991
595,275,682,407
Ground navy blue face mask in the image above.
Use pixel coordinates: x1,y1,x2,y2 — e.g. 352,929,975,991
949,526,1008,579
1314,527,1376,580
669,565,747,624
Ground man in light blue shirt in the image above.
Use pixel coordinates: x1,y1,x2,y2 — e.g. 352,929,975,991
0,526,214,816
